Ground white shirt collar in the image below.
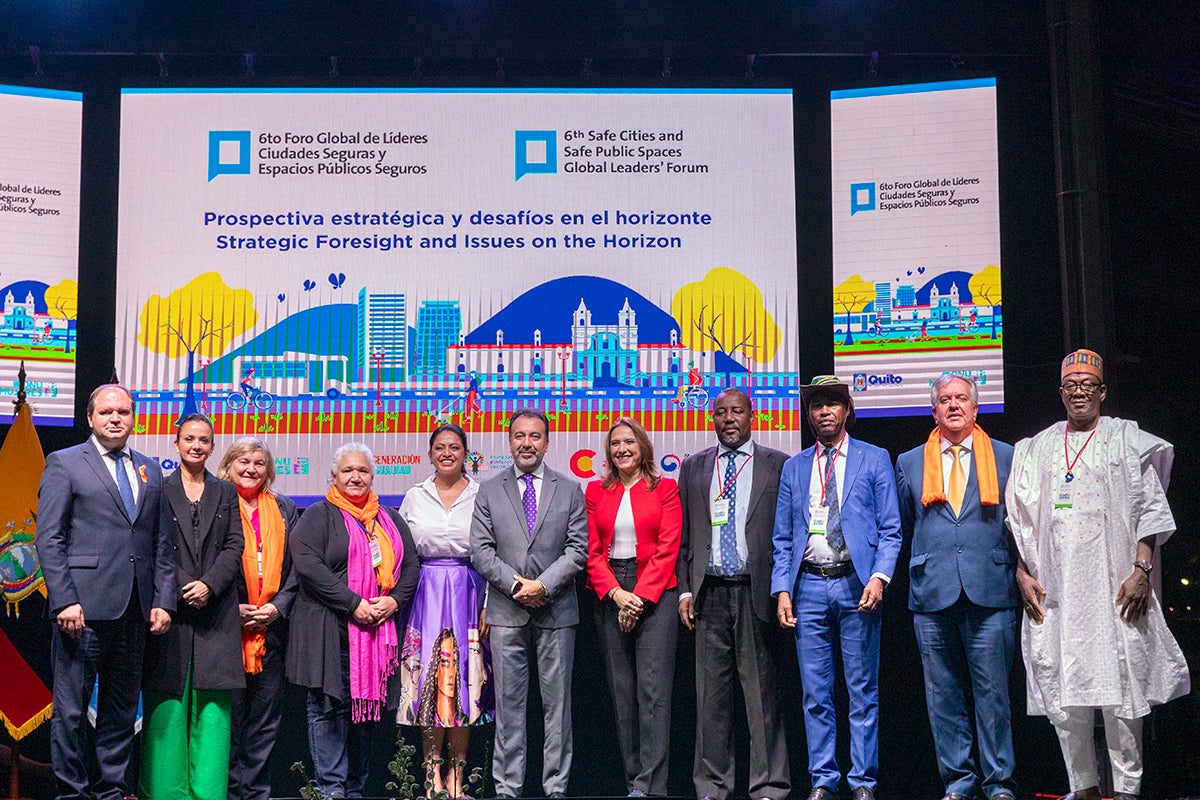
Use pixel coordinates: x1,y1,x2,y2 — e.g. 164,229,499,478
940,431,975,454
513,463,546,481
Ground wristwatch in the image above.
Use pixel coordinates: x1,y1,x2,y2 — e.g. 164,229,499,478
1134,560,1153,576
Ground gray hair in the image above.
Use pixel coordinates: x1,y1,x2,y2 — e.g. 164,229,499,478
930,374,979,407
330,442,375,476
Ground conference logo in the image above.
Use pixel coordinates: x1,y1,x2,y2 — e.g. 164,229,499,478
854,373,905,391
515,130,557,180
208,130,252,181
659,454,681,473
570,449,597,479
849,181,876,216
853,373,867,392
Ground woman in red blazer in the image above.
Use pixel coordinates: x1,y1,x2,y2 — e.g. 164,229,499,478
586,416,682,797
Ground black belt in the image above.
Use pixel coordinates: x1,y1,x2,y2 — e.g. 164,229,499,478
704,574,751,585
802,561,854,579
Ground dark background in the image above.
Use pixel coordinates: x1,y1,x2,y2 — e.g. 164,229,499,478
1,1,1197,797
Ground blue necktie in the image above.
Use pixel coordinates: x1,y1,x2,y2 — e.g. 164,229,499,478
719,451,740,575
110,450,137,520
823,447,845,552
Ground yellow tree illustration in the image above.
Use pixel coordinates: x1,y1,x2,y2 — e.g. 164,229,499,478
968,264,1002,340
137,272,258,417
671,267,781,377
833,274,875,345
44,278,78,353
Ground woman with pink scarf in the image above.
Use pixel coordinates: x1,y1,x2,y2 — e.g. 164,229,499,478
287,442,419,796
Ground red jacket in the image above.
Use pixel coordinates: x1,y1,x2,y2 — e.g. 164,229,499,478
585,477,681,604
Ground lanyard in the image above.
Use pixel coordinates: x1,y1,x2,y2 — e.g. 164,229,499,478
350,515,379,541
1063,424,1098,482
818,434,847,505
718,451,753,498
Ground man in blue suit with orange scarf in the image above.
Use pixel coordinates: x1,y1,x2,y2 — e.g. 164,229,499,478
772,376,901,800
895,374,1018,800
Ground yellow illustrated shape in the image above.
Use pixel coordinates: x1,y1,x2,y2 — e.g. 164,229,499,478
44,279,78,322
671,267,781,363
137,272,258,359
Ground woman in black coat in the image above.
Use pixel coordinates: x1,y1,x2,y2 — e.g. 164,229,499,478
140,413,244,800
286,441,419,797
218,436,300,800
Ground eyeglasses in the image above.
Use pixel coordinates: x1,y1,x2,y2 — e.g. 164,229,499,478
1060,381,1103,396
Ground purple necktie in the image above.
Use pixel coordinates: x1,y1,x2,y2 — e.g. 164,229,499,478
522,473,537,537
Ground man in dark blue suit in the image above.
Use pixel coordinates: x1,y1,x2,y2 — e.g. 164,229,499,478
36,384,176,800
895,375,1018,800
772,376,901,800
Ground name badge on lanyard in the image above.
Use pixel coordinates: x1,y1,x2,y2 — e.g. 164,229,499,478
1054,480,1075,509
256,548,264,577
712,497,730,526
368,534,384,568
809,505,829,535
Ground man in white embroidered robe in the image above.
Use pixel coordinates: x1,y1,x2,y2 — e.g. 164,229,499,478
1006,349,1190,800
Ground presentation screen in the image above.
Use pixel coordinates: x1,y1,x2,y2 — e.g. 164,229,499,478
0,84,82,425
830,78,1002,416
117,88,800,502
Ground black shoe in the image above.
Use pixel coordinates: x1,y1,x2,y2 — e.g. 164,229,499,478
548,793,567,798
943,794,972,800
809,789,838,800
990,793,1015,800
852,787,876,800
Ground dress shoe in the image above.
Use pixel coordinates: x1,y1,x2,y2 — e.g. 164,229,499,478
548,793,567,798
990,793,1015,800
852,787,876,800
1113,794,1139,800
942,793,972,800
628,792,648,798
809,788,838,800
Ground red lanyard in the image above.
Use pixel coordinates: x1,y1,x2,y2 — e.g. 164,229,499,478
718,451,753,498
818,435,846,504
1063,425,1098,482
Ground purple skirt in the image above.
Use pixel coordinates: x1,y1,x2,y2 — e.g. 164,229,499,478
396,557,494,727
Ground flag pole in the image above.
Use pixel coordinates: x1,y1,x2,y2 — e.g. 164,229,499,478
6,361,32,800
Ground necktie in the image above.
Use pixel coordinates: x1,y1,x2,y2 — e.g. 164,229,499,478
109,450,137,520
948,444,966,516
823,447,846,552
521,473,537,538
719,451,740,575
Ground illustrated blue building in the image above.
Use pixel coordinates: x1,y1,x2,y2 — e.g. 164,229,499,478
413,300,462,376
358,288,407,382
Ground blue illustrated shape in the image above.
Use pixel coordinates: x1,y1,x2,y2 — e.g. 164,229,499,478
849,182,876,216
328,272,346,289
303,279,317,291
514,130,557,180
208,130,251,181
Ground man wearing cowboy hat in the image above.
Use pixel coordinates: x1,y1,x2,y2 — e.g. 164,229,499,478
772,376,901,800
1006,349,1189,800
895,374,1018,800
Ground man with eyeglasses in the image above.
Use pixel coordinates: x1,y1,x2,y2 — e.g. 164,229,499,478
1006,349,1190,800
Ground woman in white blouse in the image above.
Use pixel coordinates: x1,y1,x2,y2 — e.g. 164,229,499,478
397,423,493,797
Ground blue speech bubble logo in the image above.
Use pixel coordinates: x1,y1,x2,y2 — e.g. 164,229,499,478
515,130,557,181
208,130,252,181
850,182,876,216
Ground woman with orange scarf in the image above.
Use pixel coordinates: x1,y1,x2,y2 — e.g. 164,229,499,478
217,437,300,800
286,442,420,796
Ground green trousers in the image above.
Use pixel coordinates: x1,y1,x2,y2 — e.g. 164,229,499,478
140,661,233,800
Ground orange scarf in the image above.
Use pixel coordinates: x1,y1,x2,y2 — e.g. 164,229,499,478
239,491,286,674
326,485,397,592
920,424,1000,507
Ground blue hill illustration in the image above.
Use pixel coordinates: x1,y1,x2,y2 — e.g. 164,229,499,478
916,271,973,305
464,276,679,345
0,280,49,313
204,304,359,384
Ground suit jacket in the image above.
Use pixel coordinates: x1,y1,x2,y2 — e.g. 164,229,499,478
585,477,681,604
895,436,1019,613
36,440,176,621
470,466,587,628
144,470,244,693
286,500,419,704
676,442,786,624
770,435,902,594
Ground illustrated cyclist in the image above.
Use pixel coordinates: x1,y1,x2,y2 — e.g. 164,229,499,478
675,361,704,404
240,366,256,396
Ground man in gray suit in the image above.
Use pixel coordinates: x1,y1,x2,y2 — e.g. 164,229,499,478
36,384,176,800
470,408,587,798
677,387,790,800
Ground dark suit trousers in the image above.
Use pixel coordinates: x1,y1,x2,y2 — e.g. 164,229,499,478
694,580,790,800
50,594,145,800
229,623,287,800
595,558,679,796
